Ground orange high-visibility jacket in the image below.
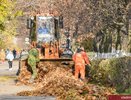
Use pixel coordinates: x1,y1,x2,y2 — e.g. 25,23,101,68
73,51,90,65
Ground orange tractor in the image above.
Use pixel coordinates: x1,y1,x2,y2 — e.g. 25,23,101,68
26,13,73,61
16,14,73,78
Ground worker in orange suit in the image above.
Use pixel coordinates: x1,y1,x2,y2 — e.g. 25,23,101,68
73,47,90,81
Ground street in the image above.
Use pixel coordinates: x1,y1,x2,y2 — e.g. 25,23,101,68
0,60,55,100
0,60,33,96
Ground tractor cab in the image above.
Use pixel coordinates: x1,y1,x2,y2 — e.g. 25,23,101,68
27,14,73,60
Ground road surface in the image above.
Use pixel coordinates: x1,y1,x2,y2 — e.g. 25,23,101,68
0,60,55,100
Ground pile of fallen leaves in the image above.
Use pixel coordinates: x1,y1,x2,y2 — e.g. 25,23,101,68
17,64,32,85
17,61,72,84
17,61,116,99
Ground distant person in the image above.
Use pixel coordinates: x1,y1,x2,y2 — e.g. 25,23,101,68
5,48,9,56
66,35,71,49
16,49,29,76
38,23,49,34
73,47,90,81
6,51,14,70
0,49,6,64
42,25,48,34
12,49,17,59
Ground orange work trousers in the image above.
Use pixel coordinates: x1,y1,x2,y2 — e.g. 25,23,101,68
75,64,85,80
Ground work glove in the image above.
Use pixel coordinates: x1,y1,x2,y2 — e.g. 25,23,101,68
88,64,91,66
85,64,91,67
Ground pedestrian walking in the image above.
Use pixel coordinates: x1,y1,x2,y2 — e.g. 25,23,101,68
73,47,90,81
5,48,9,56
6,51,14,70
12,49,17,59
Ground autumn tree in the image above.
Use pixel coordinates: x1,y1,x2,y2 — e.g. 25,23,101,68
15,0,131,52
0,0,22,48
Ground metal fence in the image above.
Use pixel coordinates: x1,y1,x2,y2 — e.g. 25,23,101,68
88,50,131,60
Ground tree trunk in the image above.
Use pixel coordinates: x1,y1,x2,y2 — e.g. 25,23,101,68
128,19,131,52
115,28,122,50
127,4,131,52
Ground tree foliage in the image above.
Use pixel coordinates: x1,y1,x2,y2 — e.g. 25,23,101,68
15,0,131,52
0,0,12,30
0,0,23,48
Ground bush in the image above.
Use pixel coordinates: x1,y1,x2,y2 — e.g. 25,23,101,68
90,57,131,92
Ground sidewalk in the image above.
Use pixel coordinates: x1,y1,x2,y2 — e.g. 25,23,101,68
0,96,55,100
0,60,19,76
0,60,33,96
0,60,55,100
